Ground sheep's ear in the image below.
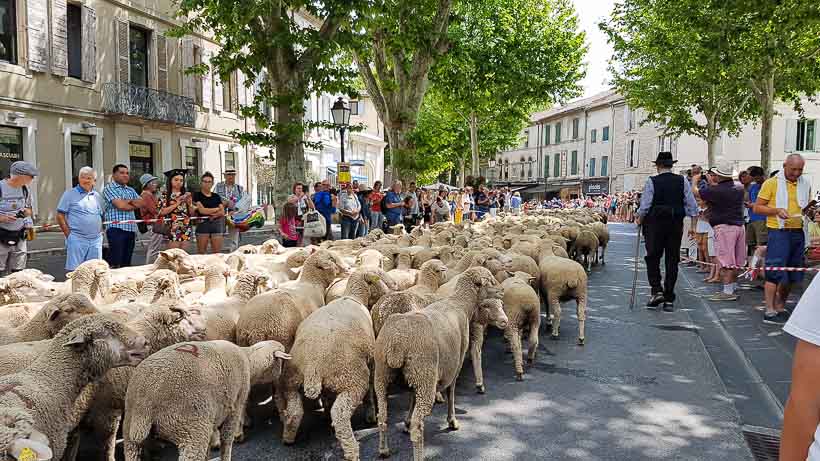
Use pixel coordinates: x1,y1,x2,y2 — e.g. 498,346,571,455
274,350,292,361
169,307,188,323
159,250,176,260
46,307,62,322
62,331,88,348
65,271,75,280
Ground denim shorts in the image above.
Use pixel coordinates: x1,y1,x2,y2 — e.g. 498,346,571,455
765,229,805,285
66,233,103,271
196,219,225,235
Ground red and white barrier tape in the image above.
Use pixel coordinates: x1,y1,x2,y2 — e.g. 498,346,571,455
680,255,820,274
30,216,214,231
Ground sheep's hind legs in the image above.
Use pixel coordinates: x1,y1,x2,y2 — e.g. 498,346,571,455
331,390,364,461
505,327,524,381
446,385,459,430
410,385,435,461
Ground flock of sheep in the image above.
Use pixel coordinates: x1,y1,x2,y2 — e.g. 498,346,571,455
0,208,609,461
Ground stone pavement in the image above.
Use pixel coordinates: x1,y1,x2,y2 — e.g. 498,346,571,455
122,222,754,461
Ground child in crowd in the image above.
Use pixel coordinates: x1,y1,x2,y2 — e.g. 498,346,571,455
280,202,299,247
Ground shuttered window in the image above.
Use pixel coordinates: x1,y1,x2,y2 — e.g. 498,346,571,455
544,155,549,178
27,0,48,71
80,5,95,83
601,156,609,176
192,45,203,105
224,149,237,171
129,25,149,87
602,126,610,141
182,39,195,99
156,34,168,92
66,3,81,78
236,71,246,113
116,19,129,83
201,50,212,110
0,0,16,64
553,153,560,177
554,122,562,143
589,157,596,177
213,70,224,112
570,150,578,175
51,0,67,76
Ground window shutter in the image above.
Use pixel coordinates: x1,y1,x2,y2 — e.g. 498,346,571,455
230,71,239,112
784,119,797,153
116,19,130,84
201,50,212,110
26,0,49,72
181,39,194,99
80,5,97,83
51,0,68,76
237,70,246,110
213,70,224,112
157,35,168,92
623,105,630,130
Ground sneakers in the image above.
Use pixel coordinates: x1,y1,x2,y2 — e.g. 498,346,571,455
708,292,739,301
762,311,790,325
646,293,666,308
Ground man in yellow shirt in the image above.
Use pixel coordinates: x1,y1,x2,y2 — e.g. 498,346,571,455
754,154,811,325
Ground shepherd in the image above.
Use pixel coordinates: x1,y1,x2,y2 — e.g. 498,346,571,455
635,152,699,311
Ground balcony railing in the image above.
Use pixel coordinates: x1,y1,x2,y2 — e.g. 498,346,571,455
102,82,195,127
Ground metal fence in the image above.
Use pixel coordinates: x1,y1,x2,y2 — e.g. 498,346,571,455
102,82,196,127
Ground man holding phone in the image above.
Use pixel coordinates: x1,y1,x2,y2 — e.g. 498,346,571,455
753,154,814,325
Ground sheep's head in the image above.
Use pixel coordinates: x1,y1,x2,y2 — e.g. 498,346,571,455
459,267,498,291
245,340,291,385
57,314,149,370
260,239,285,255
42,293,100,337
421,259,448,284
225,254,246,273
310,250,349,278
476,298,508,329
230,271,270,299
512,271,537,288
235,244,260,255
286,249,311,269
355,249,384,269
364,268,399,292
142,270,183,302
156,249,197,274
145,306,207,346
0,408,52,461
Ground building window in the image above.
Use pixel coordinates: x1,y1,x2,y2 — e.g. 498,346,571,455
601,155,609,176
184,146,201,189
349,100,364,116
223,72,236,113
602,126,610,142
589,157,596,177
570,150,578,175
627,106,635,131
0,0,17,64
797,119,816,152
70,134,92,187
224,149,237,171
193,45,203,106
527,157,533,178
0,126,23,179
553,153,560,177
544,155,549,178
543,124,551,145
128,141,154,190
628,139,637,168
519,157,525,179
554,122,562,143
572,118,579,140
591,128,597,143
66,3,83,78
522,131,529,149
129,25,150,88
504,160,509,179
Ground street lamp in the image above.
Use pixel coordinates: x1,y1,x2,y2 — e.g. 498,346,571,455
330,97,352,162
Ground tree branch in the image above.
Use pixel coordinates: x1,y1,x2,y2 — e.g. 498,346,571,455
353,52,388,121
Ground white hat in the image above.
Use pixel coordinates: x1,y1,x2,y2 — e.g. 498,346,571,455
708,159,737,178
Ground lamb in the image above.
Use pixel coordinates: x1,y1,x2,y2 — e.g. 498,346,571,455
195,271,270,342
236,250,348,350
573,229,600,272
500,274,541,382
0,315,148,461
469,297,511,394
0,294,99,346
122,340,290,461
539,251,588,345
374,267,503,460
281,268,389,460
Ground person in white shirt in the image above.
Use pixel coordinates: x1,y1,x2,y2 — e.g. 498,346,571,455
782,275,820,460
338,184,361,240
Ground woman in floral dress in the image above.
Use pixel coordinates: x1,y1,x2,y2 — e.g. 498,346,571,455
157,169,194,250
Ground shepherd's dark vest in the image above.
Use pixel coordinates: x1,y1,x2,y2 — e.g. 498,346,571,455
649,172,685,219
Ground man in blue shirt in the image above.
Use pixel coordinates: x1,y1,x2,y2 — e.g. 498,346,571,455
384,181,405,227
57,167,103,271
313,179,336,241
103,164,143,268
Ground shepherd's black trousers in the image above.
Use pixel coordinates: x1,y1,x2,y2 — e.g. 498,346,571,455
642,217,684,301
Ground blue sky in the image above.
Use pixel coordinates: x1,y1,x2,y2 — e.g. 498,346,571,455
573,0,616,97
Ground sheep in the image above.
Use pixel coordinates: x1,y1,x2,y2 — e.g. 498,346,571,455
236,250,348,350
590,221,610,265
500,273,541,382
573,229,600,272
374,267,503,460
66,259,112,304
194,271,270,342
0,279,33,306
324,249,388,305
226,249,310,286
181,262,231,306
0,294,99,346
260,239,286,254
386,250,419,291
0,315,148,461
122,340,290,461
370,260,449,337
0,302,41,328
234,244,260,255
539,253,588,345
281,268,389,460
71,305,206,461
4,269,59,301
469,298,511,394
405,259,448,302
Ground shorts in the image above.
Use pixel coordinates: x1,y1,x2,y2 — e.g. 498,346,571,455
707,227,715,257
696,219,711,234
0,239,27,273
765,229,805,285
196,219,226,235
746,220,768,246
713,224,747,268
66,234,103,271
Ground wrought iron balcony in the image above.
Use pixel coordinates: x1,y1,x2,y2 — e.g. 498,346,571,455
102,82,195,127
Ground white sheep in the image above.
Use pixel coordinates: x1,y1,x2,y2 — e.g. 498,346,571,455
0,293,99,346
539,249,588,345
193,271,270,342
122,340,290,461
374,267,504,460
573,228,600,272
281,268,388,460
0,315,148,461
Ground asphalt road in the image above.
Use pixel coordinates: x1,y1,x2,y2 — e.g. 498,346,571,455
111,222,750,461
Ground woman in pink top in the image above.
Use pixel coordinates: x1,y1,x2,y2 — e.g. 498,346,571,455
280,202,299,247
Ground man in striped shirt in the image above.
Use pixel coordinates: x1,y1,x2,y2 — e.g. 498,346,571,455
103,164,143,268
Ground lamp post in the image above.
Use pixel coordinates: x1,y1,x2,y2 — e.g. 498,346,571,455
330,97,352,162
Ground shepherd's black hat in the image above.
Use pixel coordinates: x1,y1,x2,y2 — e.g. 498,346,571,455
163,168,188,179
653,151,677,167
